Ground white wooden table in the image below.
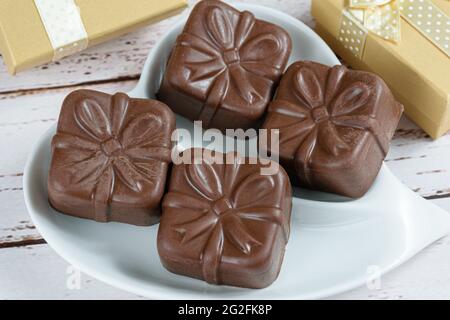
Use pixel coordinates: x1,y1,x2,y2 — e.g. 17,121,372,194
1,0,449,300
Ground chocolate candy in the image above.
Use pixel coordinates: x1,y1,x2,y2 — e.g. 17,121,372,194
262,61,403,198
48,90,175,225
157,0,291,131
157,149,292,288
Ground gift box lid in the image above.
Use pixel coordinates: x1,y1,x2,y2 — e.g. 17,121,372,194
0,0,187,74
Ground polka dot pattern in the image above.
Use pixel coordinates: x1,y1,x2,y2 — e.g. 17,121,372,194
339,10,368,58
341,0,450,59
34,0,88,61
365,1,401,42
350,0,392,9
398,0,450,57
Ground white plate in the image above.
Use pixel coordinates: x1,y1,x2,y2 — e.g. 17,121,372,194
24,3,450,299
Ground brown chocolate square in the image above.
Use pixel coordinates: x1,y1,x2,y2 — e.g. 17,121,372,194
157,0,292,131
48,90,176,225
262,61,403,198
157,149,292,288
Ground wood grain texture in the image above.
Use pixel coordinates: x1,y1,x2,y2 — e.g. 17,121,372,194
334,219,450,300
0,244,144,299
0,80,137,245
0,0,449,300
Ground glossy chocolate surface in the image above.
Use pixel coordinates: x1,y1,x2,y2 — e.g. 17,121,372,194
48,90,175,225
157,0,292,131
157,149,292,288
262,61,403,198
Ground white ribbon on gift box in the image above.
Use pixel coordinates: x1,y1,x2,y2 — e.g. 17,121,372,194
34,0,88,61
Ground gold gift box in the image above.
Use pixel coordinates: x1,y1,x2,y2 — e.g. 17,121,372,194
0,0,187,74
312,0,450,139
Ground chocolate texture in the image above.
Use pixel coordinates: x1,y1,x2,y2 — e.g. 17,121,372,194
48,90,176,225
157,0,292,131
157,149,292,288
262,61,403,198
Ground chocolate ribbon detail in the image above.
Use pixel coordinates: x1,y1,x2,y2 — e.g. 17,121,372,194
177,5,283,127
270,65,390,187
162,155,287,285
51,93,172,222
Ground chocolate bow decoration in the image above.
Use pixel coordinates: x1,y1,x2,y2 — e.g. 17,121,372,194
163,154,287,284
178,5,283,127
270,65,390,186
51,93,172,221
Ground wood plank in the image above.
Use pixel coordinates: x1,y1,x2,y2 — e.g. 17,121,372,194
0,0,449,300
0,0,312,247
0,80,137,245
0,244,143,299
0,12,169,93
1,79,449,300
386,117,450,198
2,235,450,300
1,79,450,244
334,211,450,300
0,0,311,93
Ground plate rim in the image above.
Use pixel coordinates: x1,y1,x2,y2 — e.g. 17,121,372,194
23,3,450,300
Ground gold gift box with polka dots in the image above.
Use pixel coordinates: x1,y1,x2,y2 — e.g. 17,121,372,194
0,0,187,75
312,0,450,139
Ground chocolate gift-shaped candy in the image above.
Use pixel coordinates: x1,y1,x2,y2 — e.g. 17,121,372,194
262,61,403,198
48,90,176,225
157,0,291,131
157,149,292,288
